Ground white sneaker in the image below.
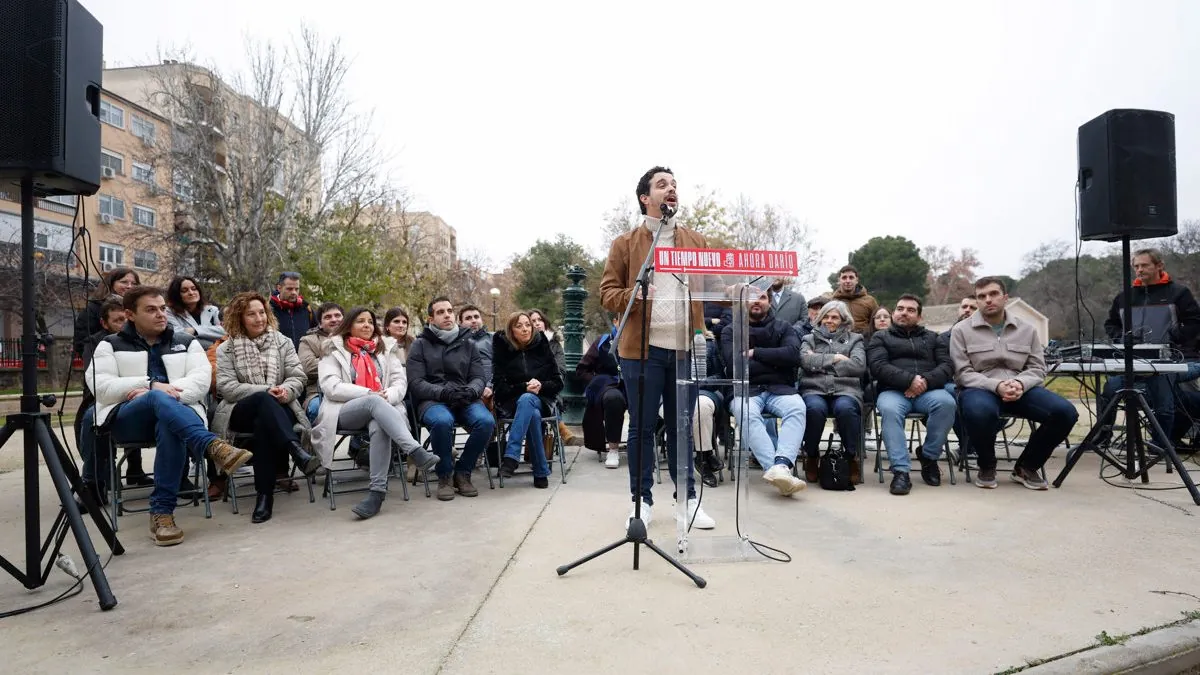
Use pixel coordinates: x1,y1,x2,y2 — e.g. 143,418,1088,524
676,498,716,529
625,500,652,530
604,450,620,468
763,464,806,496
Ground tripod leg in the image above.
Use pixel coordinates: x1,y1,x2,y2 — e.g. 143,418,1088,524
1054,394,1125,487
32,420,118,610
1134,392,1200,505
0,421,15,449
556,537,630,576
45,422,123,555
642,538,707,588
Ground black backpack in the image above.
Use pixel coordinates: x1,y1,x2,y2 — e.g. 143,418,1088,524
819,449,855,491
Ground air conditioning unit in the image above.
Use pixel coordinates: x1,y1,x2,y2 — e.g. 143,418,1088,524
100,214,114,225
102,262,114,272
101,166,116,179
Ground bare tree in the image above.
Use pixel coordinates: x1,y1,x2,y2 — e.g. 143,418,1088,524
599,198,640,255
721,195,823,286
922,245,981,305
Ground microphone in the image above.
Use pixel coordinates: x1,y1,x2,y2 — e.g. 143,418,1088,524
661,201,677,219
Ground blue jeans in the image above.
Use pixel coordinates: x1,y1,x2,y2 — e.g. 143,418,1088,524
959,386,1078,472
730,391,807,470
504,393,550,478
1101,375,1174,447
621,347,696,506
801,394,861,458
79,390,216,514
876,388,956,473
305,394,322,424
422,401,495,479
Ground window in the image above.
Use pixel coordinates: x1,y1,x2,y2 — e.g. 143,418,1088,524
99,101,124,128
45,195,77,207
133,249,158,271
173,171,194,201
100,149,123,176
98,194,125,220
99,243,123,266
132,162,155,185
34,233,49,249
132,205,156,228
131,115,156,143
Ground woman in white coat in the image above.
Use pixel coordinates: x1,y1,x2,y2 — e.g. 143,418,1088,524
212,292,321,523
165,276,225,350
310,307,440,519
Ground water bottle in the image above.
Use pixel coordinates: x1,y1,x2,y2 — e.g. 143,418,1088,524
692,330,707,381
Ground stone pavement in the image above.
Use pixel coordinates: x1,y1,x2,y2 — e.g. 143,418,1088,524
1,428,1199,674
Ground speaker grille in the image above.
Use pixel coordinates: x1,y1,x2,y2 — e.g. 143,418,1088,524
0,0,66,164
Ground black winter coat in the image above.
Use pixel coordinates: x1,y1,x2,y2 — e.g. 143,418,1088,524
1103,277,1200,352
867,324,954,393
73,297,106,357
407,327,487,419
492,331,563,416
719,310,801,395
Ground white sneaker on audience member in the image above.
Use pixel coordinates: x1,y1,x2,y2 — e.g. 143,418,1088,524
605,450,620,468
675,498,715,529
763,464,806,496
625,500,652,530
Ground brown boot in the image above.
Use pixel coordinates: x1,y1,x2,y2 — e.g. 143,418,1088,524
803,455,820,483
206,438,253,475
149,513,184,547
849,457,862,484
207,476,228,501
436,476,455,501
453,471,479,497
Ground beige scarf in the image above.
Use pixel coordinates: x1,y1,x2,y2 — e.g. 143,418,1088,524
231,331,280,386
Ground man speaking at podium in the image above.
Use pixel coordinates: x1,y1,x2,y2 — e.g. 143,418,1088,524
600,166,716,531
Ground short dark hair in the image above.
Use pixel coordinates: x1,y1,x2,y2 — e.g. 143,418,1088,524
635,165,673,215
837,265,858,277
99,298,125,323
427,296,453,317
896,293,923,315
315,302,344,321
974,276,1007,294
122,285,165,312
457,304,481,321
276,271,301,285
166,276,207,315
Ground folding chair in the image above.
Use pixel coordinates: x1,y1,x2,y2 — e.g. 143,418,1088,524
872,411,958,486
322,428,414,510
957,415,1045,483
107,437,211,532
223,431,316,514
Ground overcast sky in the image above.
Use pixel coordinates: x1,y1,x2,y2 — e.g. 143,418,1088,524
84,0,1200,298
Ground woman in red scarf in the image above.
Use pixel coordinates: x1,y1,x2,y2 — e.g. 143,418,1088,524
309,307,439,519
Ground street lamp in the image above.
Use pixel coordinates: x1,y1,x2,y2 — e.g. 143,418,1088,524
489,287,501,331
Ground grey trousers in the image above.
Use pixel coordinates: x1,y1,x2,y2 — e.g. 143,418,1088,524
337,395,421,492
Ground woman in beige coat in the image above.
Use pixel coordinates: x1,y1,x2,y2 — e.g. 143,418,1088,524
213,292,321,524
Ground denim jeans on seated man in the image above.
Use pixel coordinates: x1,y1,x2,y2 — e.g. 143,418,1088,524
422,400,495,479
958,385,1078,473
78,390,217,514
875,388,955,473
503,393,551,478
621,346,697,507
730,391,807,472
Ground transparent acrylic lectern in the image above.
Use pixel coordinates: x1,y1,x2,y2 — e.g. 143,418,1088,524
654,246,800,564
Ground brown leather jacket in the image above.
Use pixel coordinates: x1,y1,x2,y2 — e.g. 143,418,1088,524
599,223,707,357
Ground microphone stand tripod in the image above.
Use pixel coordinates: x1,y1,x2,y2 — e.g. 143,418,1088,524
1053,234,1200,504
0,177,123,609
556,209,707,588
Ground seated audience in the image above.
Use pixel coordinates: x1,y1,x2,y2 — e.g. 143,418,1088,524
799,300,866,483
492,312,563,488
576,316,626,468
382,306,416,361
721,288,807,497
868,295,955,495
311,307,439,519
831,265,880,333
408,297,496,501
212,292,321,524
165,276,225,350
298,302,344,423
270,271,317,349
74,298,126,510
82,286,252,546
951,277,1078,490
529,308,580,446
870,306,892,337
694,333,729,488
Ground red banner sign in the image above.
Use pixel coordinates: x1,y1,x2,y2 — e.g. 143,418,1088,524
654,248,799,276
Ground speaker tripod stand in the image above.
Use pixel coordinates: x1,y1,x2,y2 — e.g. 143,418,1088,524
1053,235,1200,505
0,177,122,610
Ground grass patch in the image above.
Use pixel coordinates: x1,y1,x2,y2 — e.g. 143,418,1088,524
993,610,1200,674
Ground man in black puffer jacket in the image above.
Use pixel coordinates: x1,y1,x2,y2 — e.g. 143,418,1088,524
867,294,956,496
720,288,807,497
408,296,496,501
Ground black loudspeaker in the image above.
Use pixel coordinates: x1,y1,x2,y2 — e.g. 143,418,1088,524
1078,109,1178,242
0,0,103,196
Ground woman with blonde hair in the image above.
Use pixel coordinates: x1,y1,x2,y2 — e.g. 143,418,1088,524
798,300,867,483
212,292,321,523
311,307,440,519
491,311,563,488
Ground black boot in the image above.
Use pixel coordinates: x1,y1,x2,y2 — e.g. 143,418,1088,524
697,452,718,488
75,481,108,514
890,471,912,495
251,493,274,523
289,440,321,476
351,490,385,519
125,449,152,486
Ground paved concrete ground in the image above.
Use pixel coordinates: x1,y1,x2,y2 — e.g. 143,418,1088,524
2,425,1199,674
